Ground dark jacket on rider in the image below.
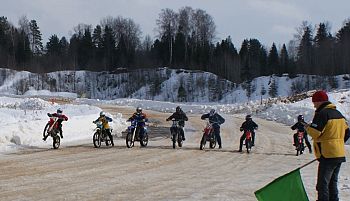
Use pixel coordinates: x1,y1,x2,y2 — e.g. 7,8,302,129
201,113,225,128
166,111,188,127
240,120,258,132
291,121,307,133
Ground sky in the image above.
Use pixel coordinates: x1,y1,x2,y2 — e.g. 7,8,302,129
1,0,350,48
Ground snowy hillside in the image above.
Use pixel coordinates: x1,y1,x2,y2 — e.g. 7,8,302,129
1,68,349,103
1,89,349,153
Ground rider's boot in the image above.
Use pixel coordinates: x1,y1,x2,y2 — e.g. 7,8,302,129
60,134,63,139
43,136,47,141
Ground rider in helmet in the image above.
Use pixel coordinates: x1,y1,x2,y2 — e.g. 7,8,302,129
291,114,312,153
166,106,188,140
44,108,68,141
201,109,225,149
128,107,148,139
238,115,258,152
93,111,114,146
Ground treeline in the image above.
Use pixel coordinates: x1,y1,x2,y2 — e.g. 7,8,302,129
0,7,349,83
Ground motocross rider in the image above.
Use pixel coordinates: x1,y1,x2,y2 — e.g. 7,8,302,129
166,106,188,140
43,108,68,141
93,111,114,146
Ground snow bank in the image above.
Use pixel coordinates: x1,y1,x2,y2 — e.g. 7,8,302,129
23,89,78,99
0,96,127,154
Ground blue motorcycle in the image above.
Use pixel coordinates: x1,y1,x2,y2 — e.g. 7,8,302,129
126,119,148,148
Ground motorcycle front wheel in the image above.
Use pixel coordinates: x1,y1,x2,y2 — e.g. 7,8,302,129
200,135,206,150
172,132,177,149
209,135,216,149
245,139,251,153
177,135,183,148
126,132,134,148
93,132,101,148
43,123,50,138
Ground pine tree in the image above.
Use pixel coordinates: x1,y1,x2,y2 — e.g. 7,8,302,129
268,77,278,98
297,24,313,74
29,20,43,55
314,23,334,75
267,43,279,75
279,44,289,75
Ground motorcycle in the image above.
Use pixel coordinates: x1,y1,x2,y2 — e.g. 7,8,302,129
200,121,216,150
295,131,305,156
43,116,61,149
244,130,253,153
93,121,112,148
169,119,184,149
126,119,149,148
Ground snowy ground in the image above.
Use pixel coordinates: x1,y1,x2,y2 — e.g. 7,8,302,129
0,90,349,200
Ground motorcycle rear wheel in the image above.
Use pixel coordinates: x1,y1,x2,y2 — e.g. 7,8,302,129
53,135,60,149
140,133,148,147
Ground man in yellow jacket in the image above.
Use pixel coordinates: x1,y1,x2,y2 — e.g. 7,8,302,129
305,91,349,201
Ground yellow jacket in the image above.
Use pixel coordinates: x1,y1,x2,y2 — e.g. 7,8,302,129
306,102,348,161
95,116,112,129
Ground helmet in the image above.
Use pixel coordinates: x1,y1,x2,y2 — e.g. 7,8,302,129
176,106,181,112
297,115,304,122
245,115,252,121
57,108,63,114
209,109,216,116
100,111,105,117
136,107,142,113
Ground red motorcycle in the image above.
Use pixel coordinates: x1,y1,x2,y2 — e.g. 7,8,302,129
244,130,253,153
295,131,305,156
199,121,216,150
43,117,61,149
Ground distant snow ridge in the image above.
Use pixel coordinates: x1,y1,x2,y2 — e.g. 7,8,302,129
19,98,53,110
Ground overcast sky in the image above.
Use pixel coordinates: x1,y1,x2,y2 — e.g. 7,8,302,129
1,0,349,48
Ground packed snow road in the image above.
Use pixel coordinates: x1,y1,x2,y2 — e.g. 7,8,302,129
0,105,349,201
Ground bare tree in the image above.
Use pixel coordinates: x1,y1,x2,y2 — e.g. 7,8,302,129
156,8,178,65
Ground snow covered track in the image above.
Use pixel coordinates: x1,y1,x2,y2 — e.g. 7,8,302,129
0,106,349,201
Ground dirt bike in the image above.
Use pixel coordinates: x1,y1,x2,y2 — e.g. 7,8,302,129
200,121,217,150
244,130,253,153
93,121,112,148
43,116,61,149
126,119,148,148
295,131,305,156
169,119,184,149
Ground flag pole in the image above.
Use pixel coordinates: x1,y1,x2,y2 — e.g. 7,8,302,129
298,159,317,170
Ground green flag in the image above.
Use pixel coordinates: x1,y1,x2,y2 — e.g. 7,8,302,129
254,169,309,201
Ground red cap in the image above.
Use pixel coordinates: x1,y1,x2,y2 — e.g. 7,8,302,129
312,91,328,102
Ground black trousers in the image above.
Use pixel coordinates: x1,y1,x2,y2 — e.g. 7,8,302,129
213,127,222,147
317,161,342,201
105,129,114,145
